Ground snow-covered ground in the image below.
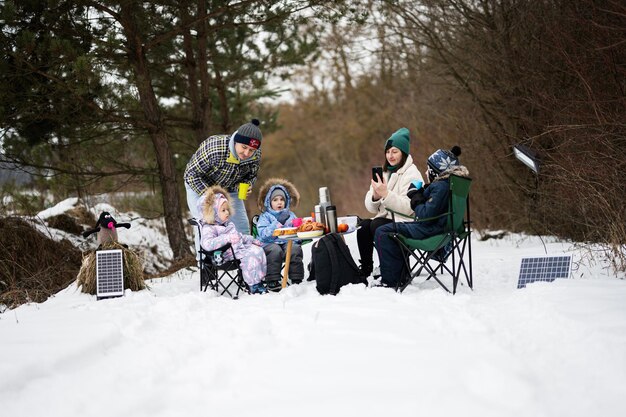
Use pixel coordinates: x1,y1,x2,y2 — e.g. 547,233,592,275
1,203,625,417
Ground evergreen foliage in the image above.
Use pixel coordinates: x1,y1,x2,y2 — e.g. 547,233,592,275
0,0,353,259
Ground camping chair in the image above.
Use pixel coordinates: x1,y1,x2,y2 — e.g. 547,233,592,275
389,174,473,294
188,219,249,299
251,214,260,239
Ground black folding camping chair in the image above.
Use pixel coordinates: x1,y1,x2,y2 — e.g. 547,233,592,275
188,218,249,299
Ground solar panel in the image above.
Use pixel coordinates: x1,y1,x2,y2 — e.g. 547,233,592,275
517,255,571,289
96,249,124,299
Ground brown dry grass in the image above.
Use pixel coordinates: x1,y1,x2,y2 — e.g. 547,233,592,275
145,255,196,279
76,242,147,295
67,205,96,227
0,217,82,309
47,213,83,235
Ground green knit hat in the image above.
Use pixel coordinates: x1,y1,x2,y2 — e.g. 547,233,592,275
385,127,410,155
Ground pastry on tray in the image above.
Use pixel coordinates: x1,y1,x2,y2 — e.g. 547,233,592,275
272,227,298,237
296,221,325,232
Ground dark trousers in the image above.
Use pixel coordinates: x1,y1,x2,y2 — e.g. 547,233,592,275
374,222,431,287
263,242,304,283
356,217,393,273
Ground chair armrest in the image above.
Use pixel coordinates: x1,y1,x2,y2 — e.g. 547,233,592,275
386,208,414,221
415,211,449,223
205,242,232,256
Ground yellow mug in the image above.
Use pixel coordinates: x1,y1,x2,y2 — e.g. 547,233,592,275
238,183,250,200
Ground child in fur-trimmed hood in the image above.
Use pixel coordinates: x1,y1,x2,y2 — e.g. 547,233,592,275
256,178,303,291
198,185,267,294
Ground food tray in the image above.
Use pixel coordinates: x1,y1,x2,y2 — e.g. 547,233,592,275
297,230,324,239
273,227,298,237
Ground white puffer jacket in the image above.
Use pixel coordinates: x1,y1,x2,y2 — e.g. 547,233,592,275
364,154,424,221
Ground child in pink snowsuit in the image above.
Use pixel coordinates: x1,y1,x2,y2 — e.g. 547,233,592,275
198,186,267,294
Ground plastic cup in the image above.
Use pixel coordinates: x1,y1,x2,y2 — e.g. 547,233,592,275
238,183,250,200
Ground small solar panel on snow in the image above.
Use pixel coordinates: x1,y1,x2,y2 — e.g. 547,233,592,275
96,249,124,299
517,255,571,289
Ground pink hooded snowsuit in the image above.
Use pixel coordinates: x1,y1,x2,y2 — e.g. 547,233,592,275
198,186,266,287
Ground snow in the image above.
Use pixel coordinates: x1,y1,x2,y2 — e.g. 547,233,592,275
29,199,175,273
1,207,626,417
35,197,80,220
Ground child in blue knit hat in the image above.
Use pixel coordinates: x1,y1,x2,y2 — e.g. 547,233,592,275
408,146,463,207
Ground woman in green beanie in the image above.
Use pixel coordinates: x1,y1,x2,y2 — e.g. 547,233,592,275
357,127,424,277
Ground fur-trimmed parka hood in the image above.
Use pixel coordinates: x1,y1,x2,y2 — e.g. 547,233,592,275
198,185,233,224
436,165,470,181
256,178,300,212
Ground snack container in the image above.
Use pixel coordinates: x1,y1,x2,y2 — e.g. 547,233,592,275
297,230,324,239
272,227,298,237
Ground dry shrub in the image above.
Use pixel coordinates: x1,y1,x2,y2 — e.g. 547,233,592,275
265,0,626,271
0,217,82,309
47,213,83,235
145,255,196,279
76,242,147,295
67,205,96,227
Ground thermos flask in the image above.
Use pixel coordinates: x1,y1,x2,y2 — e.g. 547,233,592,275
326,205,338,233
314,204,325,225
319,187,331,228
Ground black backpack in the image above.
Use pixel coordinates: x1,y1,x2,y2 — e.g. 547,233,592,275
308,233,367,295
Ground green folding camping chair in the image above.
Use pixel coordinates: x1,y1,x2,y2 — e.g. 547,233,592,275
390,174,473,294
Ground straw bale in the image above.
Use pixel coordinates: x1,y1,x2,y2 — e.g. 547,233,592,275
76,242,147,295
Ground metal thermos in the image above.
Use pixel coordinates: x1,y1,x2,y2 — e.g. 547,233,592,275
326,205,338,233
314,204,325,225
319,187,330,204
318,187,332,228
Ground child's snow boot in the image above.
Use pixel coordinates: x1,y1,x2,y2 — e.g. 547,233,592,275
249,283,267,294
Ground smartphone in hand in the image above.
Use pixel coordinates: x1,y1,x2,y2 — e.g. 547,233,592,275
372,166,383,182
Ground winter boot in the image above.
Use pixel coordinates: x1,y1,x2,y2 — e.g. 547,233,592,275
372,266,381,279
358,259,373,277
266,280,282,292
249,283,268,294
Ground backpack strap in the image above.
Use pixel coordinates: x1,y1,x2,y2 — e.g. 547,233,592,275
330,233,360,272
321,235,341,295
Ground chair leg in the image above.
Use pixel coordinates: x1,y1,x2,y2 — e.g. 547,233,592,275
211,266,249,299
467,231,473,289
391,235,420,292
391,235,452,293
450,236,472,294
200,265,217,292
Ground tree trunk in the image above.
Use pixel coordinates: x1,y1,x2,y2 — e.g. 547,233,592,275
151,131,191,259
119,3,191,259
181,1,213,144
196,0,213,139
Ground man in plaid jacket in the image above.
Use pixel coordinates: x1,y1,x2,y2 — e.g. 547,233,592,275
185,119,263,242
